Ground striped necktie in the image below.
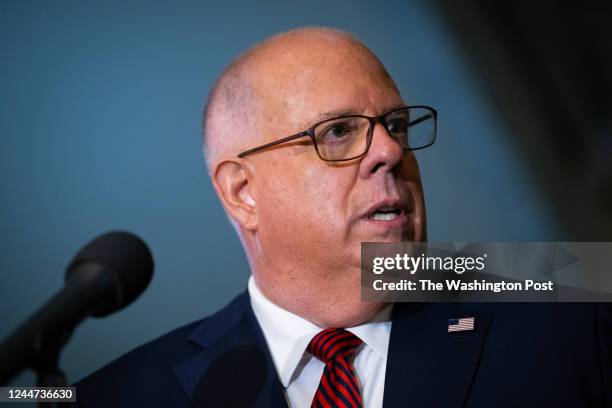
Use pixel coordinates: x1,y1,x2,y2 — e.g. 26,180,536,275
307,328,363,408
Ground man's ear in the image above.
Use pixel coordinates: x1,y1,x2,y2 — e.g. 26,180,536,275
211,158,257,231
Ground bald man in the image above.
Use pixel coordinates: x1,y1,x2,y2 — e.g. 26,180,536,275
76,28,611,408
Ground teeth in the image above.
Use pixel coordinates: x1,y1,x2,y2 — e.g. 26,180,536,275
371,212,399,221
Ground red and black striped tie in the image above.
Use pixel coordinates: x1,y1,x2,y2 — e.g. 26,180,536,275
308,328,363,408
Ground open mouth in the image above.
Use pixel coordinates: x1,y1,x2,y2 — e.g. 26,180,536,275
368,206,402,221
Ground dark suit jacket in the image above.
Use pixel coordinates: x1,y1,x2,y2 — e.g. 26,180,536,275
76,292,612,407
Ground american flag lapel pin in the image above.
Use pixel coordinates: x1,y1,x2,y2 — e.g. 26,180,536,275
448,317,475,333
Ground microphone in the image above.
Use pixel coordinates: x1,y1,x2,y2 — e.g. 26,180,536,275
192,346,268,407
0,231,154,385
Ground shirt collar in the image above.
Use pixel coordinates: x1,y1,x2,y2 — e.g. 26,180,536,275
248,276,393,388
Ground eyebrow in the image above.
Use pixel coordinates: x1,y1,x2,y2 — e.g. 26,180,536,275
313,109,358,122
312,104,408,123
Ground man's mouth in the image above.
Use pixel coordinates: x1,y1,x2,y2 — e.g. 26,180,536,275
368,206,402,221
359,198,414,236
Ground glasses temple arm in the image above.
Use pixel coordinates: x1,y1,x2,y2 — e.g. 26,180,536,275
238,131,311,158
408,113,433,127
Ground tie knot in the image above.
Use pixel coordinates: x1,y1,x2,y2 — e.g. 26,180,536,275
308,328,363,363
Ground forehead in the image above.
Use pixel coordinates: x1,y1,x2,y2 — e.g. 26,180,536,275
251,39,403,134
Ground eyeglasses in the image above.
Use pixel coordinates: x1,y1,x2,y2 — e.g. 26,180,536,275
237,105,437,162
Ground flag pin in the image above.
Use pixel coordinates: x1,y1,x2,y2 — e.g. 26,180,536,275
448,317,475,333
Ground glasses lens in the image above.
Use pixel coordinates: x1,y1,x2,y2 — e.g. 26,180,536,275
313,117,370,160
390,107,435,151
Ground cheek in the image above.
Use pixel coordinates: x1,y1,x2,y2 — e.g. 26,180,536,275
402,151,423,182
300,164,354,223
257,161,354,239
401,153,427,239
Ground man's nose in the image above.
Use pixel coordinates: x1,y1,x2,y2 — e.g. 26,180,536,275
358,121,404,177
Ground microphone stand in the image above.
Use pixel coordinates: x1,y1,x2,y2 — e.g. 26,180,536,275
31,329,72,408
0,269,100,388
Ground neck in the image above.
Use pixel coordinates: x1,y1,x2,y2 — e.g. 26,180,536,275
251,271,388,328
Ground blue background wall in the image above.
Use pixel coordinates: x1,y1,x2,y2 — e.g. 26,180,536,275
0,0,564,387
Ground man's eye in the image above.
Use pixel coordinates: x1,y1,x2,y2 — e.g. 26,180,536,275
321,123,353,140
387,118,408,135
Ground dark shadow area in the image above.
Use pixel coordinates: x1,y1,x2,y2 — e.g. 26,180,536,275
431,0,612,240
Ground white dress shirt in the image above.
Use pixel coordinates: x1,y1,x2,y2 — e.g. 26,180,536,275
248,276,392,408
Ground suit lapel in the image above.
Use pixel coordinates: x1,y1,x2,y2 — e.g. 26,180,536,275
383,302,493,408
172,292,287,407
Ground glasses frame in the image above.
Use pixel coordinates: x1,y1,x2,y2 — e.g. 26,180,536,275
237,105,437,162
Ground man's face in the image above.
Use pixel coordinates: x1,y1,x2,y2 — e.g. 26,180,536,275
244,39,426,324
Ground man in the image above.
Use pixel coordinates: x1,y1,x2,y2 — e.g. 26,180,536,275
76,27,611,407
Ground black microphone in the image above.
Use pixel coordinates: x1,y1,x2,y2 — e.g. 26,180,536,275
192,346,268,407
0,231,154,385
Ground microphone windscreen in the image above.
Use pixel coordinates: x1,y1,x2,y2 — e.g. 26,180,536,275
192,346,268,407
65,231,154,315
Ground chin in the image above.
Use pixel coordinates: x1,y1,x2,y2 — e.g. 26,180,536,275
318,300,389,328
